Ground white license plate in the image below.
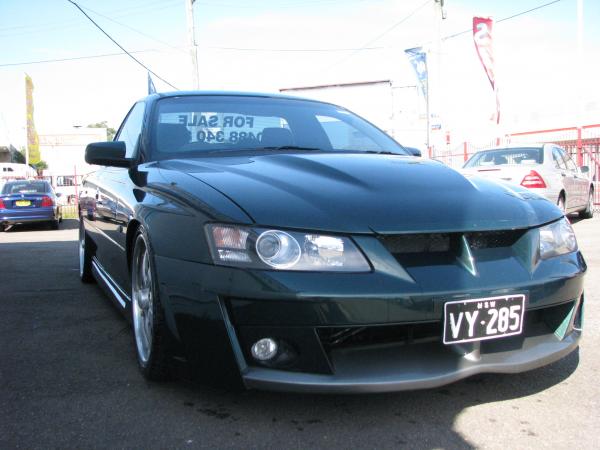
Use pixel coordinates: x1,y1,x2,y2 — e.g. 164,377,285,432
443,294,526,344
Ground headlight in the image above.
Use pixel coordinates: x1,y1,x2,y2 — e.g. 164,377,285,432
206,224,370,272
539,218,578,259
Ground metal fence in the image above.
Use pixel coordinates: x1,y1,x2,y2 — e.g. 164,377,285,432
433,124,600,211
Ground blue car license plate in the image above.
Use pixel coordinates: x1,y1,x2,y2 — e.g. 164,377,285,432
443,294,526,344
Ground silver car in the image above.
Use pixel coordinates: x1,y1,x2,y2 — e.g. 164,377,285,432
462,144,594,218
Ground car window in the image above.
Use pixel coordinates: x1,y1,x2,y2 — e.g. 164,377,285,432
116,102,145,158
464,147,543,168
552,148,567,170
560,149,578,172
1,180,49,194
150,96,406,160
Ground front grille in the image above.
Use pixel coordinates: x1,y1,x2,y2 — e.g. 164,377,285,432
317,301,575,354
318,322,441,352
465,230,526,249
379,229,526,256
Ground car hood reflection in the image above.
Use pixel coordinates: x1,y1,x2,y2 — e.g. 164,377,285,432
159,153,562,234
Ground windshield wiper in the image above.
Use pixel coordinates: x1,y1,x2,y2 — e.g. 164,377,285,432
258,146,322,151
363,150,400,155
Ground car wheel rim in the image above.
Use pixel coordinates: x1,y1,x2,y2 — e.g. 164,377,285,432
79,232,85,277
132,239,153,365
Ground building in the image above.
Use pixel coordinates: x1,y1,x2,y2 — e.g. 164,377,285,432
0,142,25,164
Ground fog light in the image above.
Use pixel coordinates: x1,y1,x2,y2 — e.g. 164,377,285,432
251,338,278,361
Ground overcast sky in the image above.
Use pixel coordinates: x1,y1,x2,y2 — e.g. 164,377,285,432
1,0,598,147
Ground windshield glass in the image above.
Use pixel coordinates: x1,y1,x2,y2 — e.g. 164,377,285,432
150,95,407,160
464,147,543,168
1,181,48,194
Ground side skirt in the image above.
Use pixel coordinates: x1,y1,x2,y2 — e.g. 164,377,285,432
92,257,131,312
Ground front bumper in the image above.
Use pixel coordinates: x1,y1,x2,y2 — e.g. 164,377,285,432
155,232,586,392
243,331,580,393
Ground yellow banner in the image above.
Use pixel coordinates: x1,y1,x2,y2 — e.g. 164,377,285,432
25,74,40,164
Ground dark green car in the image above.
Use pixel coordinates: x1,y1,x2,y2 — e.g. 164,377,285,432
79,92,585,393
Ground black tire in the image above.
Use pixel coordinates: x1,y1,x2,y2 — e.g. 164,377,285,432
79,222,95,283
131,227,170,381
557,194,566,215
579,189,594,219
51,219,60,230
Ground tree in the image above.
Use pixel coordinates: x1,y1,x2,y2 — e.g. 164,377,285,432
33,160,48,175
87,121,116,141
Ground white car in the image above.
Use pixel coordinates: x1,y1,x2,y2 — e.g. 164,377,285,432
462,144,594,218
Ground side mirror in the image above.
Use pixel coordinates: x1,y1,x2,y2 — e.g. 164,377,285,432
56,192,63,197
580,165,589,174
85,141,132,167
404,147,422,157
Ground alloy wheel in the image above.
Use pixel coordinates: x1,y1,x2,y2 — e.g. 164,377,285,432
79,234,85,277
132,237,154,365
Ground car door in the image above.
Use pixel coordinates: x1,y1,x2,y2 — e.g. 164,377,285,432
552,147,577,211
562,150,587,209
99,101,146,292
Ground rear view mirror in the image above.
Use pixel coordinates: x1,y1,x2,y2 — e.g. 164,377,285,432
85,141,132,167
580,165,589,174
56,192,63,197
404,147,422,157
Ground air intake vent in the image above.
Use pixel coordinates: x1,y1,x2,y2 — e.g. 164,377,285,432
379,229,527,257
465,230,526,249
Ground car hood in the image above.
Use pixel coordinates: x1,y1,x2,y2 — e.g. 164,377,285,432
159,153,562,234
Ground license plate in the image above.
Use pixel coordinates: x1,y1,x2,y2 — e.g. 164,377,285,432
15,200,31,207
443,294,525,344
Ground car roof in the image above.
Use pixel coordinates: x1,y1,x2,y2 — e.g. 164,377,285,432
474,143,547,153
145,90,336,106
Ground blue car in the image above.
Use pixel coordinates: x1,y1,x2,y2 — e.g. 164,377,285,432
0,180,62,231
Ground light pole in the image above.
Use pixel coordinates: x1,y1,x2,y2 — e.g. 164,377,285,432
186,0,200,90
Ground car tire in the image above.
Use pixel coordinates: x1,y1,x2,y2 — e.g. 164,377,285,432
51,219,60,230
580,189,594,219
79,222,95,283
131,227,170,381
557,194,566,214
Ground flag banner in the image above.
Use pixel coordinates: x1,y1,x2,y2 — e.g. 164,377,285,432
148,72,156,95
25,74,40,164
473,17,500,123
404,47,428,100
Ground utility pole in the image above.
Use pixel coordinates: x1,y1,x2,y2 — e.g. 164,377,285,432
576,0,584,166
430,0,446,158
185,0,199,89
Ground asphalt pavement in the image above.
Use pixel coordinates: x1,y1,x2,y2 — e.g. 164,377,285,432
1,218,599,449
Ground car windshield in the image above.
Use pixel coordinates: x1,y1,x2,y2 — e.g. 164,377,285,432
1,181,48,194
464,147,543,168
150,95,408,160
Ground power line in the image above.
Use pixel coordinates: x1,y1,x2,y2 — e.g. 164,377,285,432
2,0,567,68
66,0,178,90
325,0,432,70
0,45,386,68
205,45,385,52
0,49,160,68
77,2,186,54
443,0,564,41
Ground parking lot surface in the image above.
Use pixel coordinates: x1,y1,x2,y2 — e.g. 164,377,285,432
1,218,599,449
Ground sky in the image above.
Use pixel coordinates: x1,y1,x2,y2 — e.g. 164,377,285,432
1,0,599,149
